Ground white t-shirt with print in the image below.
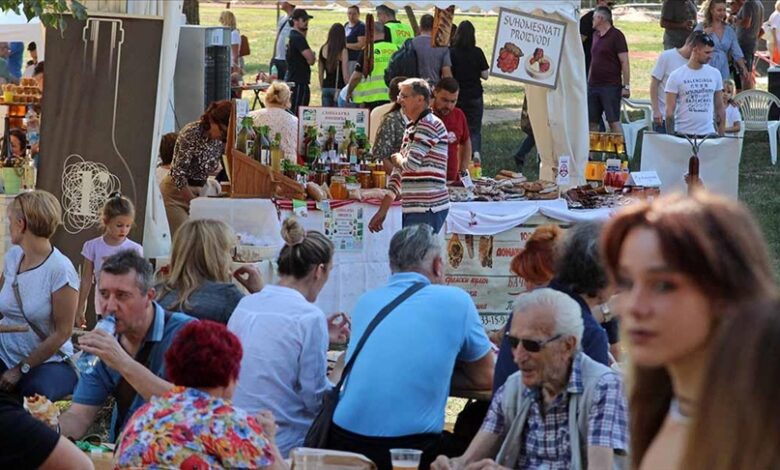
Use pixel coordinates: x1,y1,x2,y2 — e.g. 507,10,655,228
665,64,723,135
651,48,689,118
725,103,742,136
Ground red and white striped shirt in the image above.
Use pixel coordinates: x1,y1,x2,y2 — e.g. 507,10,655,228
388,110,451,213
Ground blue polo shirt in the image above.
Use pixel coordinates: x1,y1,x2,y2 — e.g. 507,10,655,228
72,302,193,441
333,272,492,437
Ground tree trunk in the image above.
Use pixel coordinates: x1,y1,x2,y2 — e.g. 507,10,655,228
183,0,200,25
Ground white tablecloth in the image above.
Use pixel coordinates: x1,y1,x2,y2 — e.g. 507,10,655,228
190,198,402,316
447,199,614,235
640,133,742,198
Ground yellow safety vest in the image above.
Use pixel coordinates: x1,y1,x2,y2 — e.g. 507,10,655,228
353,41,400,104
385,21,414,48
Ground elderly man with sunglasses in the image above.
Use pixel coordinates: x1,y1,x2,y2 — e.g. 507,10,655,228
432,288,628,470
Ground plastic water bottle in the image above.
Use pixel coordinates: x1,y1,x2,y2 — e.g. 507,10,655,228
76,316,116,375
270,64,278,81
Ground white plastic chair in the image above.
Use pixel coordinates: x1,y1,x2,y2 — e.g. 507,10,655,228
620,98,653,160
733,89,780,165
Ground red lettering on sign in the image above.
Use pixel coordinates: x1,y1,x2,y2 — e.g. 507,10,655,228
496,248,522,257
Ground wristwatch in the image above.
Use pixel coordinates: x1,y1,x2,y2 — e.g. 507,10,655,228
19,362,31,374
623,84,631,90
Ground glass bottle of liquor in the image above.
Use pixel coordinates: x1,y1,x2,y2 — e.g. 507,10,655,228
324,126,338,163
270,132,283,172
236,117,255,154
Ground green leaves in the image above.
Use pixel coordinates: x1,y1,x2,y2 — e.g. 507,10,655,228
1,0,88,30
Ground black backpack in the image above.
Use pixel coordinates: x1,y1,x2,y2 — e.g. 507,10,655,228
384,38,418,86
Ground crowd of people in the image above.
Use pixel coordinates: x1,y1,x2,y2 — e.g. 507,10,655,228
3,2,780,470
1,186,778,470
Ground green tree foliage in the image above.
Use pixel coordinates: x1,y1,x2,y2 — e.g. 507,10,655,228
0,0,87,30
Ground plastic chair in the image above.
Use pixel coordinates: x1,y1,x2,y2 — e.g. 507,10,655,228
733,89,780,165
620,98,653,160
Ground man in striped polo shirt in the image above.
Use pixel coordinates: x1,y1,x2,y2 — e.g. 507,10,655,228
368,78,451,234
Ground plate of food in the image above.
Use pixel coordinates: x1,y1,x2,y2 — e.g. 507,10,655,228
497,42,523,74
525,48,554,79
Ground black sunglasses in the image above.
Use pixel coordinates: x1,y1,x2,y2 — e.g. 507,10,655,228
691,31,715,47
505,332,563,353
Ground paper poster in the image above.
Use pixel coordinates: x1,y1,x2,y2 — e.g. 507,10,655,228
297,106,370,155
324,205,364,251
443,218,570,330
489,8,567,89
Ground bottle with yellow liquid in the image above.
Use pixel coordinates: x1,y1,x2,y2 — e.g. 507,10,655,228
468,152,482,179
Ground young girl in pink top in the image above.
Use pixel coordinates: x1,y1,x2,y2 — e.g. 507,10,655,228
75,193,143,326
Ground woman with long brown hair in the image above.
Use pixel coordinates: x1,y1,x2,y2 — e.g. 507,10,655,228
160,100,231,236
318,23,349,107
601,191,777,469
680,297,780,469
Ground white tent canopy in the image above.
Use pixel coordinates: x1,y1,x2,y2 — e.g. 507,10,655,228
0,10,45,57
298,0,588,183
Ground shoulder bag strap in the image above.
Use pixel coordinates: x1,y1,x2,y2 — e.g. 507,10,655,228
113,310,173,437
12,271,70,361
334,282,426,392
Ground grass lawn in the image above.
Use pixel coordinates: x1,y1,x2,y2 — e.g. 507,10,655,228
198,3,780,273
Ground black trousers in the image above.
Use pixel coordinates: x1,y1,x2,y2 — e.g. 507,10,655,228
269,58,287,81
289,82,310,117
327,423,443,470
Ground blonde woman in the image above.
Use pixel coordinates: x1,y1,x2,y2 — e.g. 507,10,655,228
157,219,263,323
0,191,79,401
694,0,749,81
219,10,243,74
248,82,299,162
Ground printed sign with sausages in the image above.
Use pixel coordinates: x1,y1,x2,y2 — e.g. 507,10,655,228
489,8,567,89
443,218,570,330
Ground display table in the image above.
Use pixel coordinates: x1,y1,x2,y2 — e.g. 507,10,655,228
190,197,402,316
190,197,613,326
444,199,614,329
640,132,742,198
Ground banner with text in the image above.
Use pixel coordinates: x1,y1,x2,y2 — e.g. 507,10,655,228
297,106,369,155
444,217,571,330
489,8,567,89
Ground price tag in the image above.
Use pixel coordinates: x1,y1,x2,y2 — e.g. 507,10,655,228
556,155,571,186
460,173,475,190
316,199,331,216
627,171,662,187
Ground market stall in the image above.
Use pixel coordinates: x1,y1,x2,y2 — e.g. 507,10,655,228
189,197,403,316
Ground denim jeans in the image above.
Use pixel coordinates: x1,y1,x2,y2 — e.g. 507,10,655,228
402,209,449,234
457,95,484,153
0,360,77,401
321,88,338,107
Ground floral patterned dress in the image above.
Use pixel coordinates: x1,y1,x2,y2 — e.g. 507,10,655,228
113,386,275,469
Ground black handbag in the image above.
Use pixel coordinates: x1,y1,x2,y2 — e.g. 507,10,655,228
304,282,426,448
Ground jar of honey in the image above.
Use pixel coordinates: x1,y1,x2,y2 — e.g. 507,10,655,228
358,171,372,188
372,170,386,189
330,176,348,200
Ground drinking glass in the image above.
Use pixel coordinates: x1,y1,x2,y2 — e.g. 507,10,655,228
292,448,325,470
390,448,422,470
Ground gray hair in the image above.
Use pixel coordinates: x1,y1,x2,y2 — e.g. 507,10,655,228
389,224,442,273
101,249,155,293
594,6,613,24
555,221,607,298
513,288,584,346
400,77,432,101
